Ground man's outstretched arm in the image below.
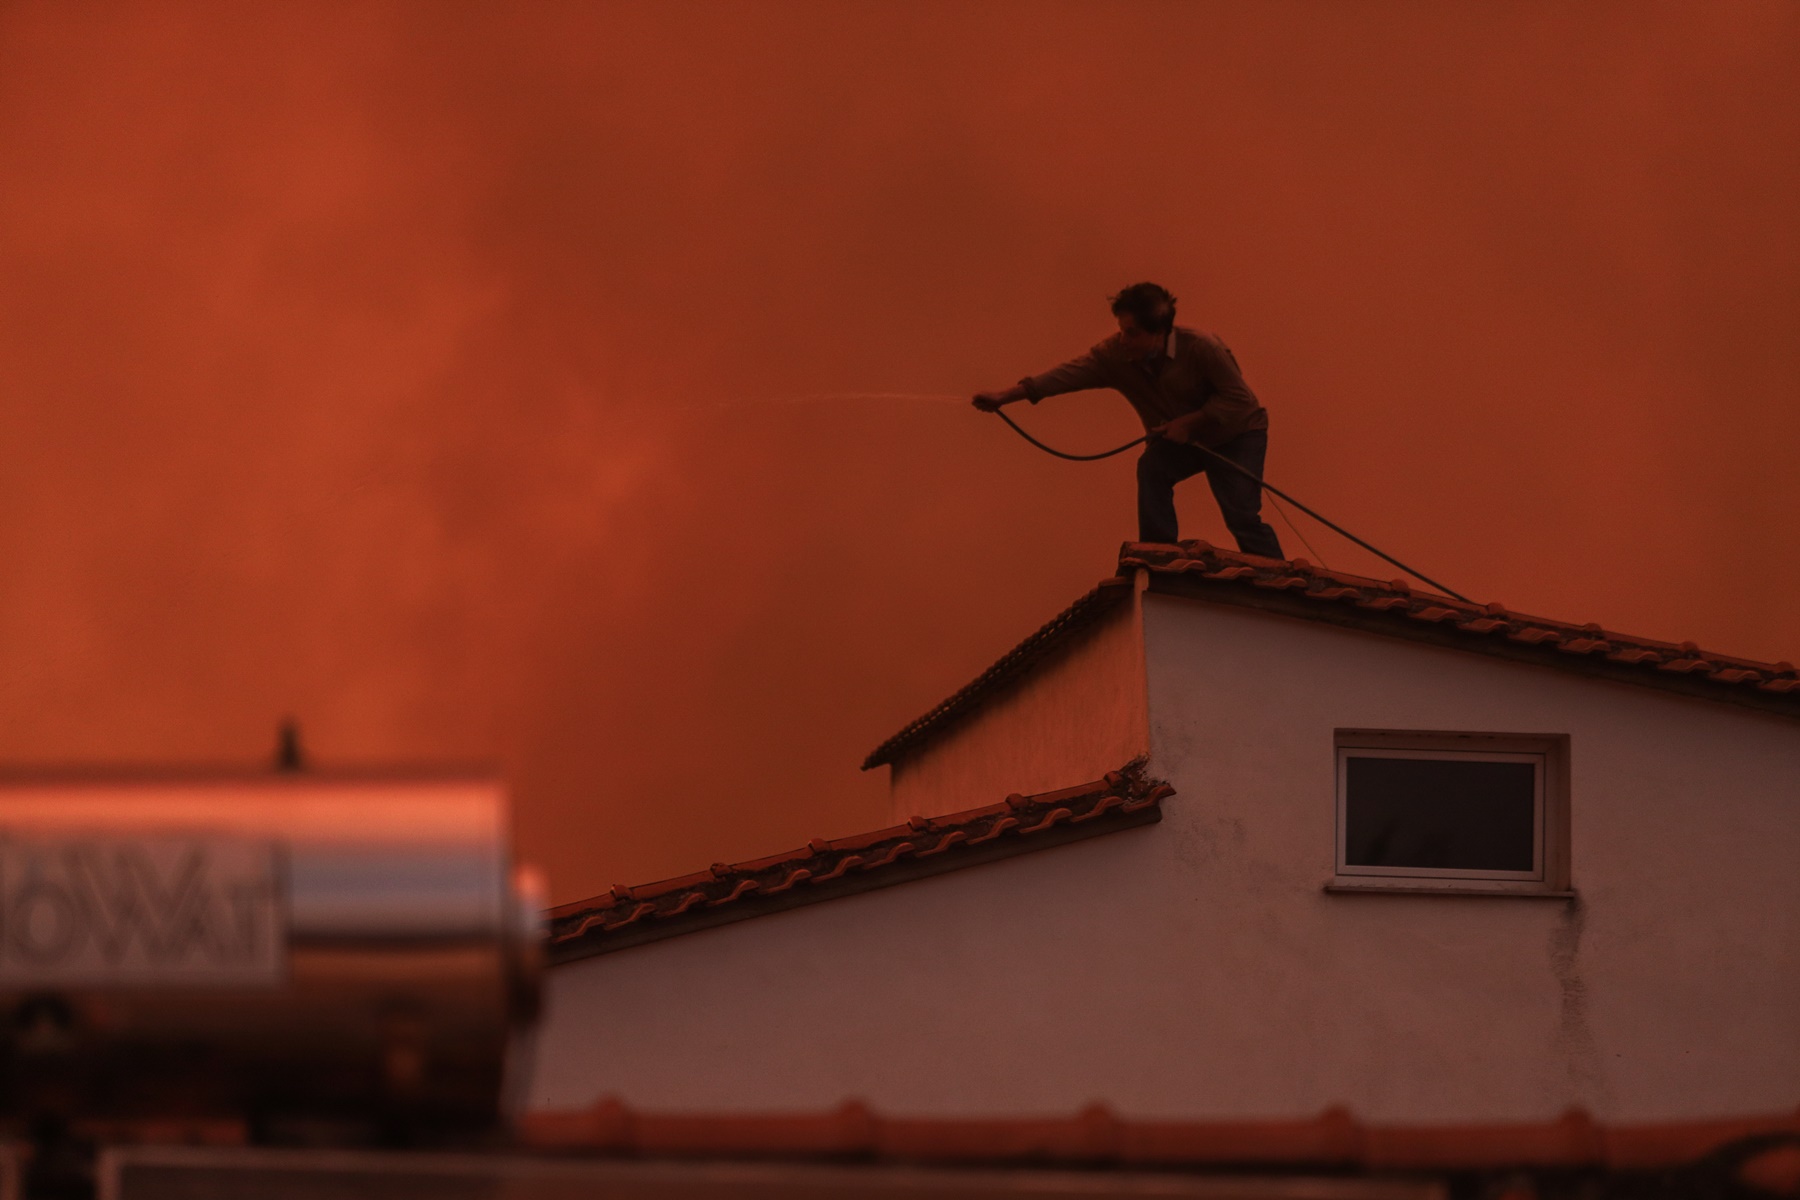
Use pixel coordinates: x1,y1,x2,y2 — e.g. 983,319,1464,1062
973,350,1107,411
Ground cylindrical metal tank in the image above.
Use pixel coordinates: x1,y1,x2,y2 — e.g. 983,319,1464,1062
0,771,543,1134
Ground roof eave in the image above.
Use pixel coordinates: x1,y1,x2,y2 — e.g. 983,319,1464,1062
1139,561,1800,723
547,763,1170,966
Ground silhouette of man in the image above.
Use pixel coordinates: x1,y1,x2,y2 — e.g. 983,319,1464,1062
974,283,1283,557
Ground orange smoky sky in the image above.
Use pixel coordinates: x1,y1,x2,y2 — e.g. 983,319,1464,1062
1,2,1795,903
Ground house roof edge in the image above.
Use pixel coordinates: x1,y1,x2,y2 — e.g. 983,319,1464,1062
859,575,1138,771
547,761,1171,965
1127,541,1800,720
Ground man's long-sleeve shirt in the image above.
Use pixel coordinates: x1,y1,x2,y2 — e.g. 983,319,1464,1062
1019,326,1269,449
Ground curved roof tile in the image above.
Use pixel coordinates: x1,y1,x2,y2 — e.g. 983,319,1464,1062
1128,541,1800,720
546,762,1170,965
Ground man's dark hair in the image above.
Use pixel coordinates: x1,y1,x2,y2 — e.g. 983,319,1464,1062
1109,282,1178,334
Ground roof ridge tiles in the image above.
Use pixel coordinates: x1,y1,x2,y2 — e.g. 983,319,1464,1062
546,761,1170,965
730,850,814,874
860,542,1797,797
1115,543,1799,722
633,871,714,898
821,824,913,852
1045,778,1120,804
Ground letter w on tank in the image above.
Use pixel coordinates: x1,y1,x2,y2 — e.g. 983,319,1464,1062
0,838,277,977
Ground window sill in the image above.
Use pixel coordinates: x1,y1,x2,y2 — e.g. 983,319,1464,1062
1325,879,1576,899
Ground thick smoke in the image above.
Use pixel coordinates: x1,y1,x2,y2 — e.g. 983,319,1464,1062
1,2,1794,900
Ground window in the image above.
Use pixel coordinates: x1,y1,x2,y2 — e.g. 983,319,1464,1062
1331,731,1569,896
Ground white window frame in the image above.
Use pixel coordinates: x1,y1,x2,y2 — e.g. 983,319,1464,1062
1331,730,1571,897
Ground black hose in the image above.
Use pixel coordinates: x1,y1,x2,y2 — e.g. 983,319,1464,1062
991,409,1148,461
990,406,1471,604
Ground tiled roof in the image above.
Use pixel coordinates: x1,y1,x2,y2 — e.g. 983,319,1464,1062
546,763,1169,966
521,1100,1800,1180
861,576,1135,769
862,547,1800,772
1126,542,1800,720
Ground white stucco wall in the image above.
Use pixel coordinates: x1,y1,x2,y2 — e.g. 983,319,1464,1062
887,591,1149,823
1137,592,1800,1122
531,594,1800,1123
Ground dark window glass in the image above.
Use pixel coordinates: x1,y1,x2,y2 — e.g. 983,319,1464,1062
1344,756,1536,872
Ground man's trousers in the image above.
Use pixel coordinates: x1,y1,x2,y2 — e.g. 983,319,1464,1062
1135,429,1284,557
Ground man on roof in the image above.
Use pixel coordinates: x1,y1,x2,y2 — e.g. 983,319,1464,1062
973,282,1283,558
